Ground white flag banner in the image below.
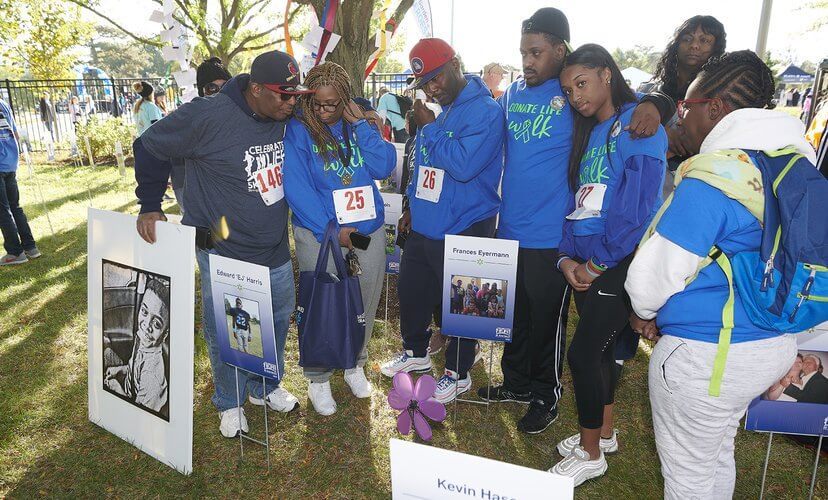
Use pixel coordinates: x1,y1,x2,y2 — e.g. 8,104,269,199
149,9,165,23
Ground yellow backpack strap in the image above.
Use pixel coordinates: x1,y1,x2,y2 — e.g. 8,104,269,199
708,246,735,397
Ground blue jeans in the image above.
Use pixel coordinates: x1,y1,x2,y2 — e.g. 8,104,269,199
196,249,295,411
0,171,36,256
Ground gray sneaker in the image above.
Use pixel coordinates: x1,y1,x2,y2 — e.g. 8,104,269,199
1,253,28,266
24,248,41,259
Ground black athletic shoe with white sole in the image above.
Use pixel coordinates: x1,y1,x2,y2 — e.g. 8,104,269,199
476,385,532,404
517,399,558,434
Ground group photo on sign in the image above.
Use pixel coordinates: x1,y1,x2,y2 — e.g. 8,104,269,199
1,0,827,498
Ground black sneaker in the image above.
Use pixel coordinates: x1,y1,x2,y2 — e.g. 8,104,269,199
477,385,531,404
517,399,558,434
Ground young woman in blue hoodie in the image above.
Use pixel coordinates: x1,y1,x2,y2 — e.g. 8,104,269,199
283,62,396,416
550,44,667,486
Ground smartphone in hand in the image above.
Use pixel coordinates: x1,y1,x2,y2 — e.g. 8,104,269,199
349,231,371,250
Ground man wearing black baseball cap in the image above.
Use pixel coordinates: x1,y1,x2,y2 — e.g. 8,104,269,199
380,38,506,404
134,50,312,438
480,7,675,440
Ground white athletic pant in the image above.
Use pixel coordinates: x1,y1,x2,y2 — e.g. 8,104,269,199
649,333,796,499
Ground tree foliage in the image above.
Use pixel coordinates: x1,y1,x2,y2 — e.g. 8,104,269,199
0,0,92,79
611,45,660,74
90,27,169,78
66,0,305,67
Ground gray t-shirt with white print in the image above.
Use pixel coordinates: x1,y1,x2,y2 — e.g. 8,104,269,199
141,85,290,268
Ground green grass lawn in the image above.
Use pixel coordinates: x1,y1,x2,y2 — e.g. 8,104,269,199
0,159,825,498
226,318,265,358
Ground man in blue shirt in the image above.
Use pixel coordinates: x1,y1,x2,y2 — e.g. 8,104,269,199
376,87,409,143
0,97,40,266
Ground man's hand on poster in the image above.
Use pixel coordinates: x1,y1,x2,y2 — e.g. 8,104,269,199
559,259,590,292
137,211,167,244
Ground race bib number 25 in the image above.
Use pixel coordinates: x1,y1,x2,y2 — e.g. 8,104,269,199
332,186,377,224
254,164,285,206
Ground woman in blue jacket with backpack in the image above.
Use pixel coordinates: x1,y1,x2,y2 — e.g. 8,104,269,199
284,62,396,417
625,51,821,499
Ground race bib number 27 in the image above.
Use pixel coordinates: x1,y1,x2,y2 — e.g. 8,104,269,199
254,164,285,206
566,183,607,220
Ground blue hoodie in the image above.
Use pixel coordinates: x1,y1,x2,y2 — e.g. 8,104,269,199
498,77,573,248
559,103,667,270
405,75,505,239
284,117,396,241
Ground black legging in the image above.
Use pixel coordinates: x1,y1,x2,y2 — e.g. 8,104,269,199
567,253,634,429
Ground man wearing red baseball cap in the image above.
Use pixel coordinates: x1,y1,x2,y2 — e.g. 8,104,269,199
134,50,312,439
380,38,506,404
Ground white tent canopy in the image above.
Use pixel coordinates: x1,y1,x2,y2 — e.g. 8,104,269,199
621,67,653,90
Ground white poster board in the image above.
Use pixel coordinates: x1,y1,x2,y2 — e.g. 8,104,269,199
390,439,573,499
87,208,195,475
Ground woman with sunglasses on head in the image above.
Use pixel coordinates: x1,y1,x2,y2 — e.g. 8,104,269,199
283,62,396,416
625,51,816,499
550,44,667,486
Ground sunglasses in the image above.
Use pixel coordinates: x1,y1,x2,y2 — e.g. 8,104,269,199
676,98,718,119
203,82,224,96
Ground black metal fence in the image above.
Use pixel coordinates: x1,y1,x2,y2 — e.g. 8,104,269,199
363,71,516,105
3,78,181,152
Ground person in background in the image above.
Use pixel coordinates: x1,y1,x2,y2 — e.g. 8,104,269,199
550,44,667,486
625,51,815,499
197,57,232,97
0,96,40,266
84,94,97,115
39,92,58,142
376,86,410,143
69,96,84,131
132,81,164,136
640,15,726,197
154,87,168,117
283,62,395,416
380,37,506,404
133,50,309,438
483,62,507,99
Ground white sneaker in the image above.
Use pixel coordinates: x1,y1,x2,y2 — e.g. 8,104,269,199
248,386,299,413
549,446,608,487
219,407,249,438
433,369,471,404
557,429,619,457
380,350,432,378
344,367,372,398
308,381,337,416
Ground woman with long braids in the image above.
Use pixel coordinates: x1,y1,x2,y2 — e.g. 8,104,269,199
626,51,816,499
550,44,667,486
283,62,396,416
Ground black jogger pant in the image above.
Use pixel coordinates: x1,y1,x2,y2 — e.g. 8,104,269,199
500,248,571,404
398,216,496,378
568,253,634,429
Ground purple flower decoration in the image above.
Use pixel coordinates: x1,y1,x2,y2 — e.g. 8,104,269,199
388,372,447,441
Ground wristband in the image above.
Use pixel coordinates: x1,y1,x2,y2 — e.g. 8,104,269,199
585,258,607,278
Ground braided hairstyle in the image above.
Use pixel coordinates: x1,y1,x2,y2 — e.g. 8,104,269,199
299,62,353,163
693,50,776,111
654,16,726,96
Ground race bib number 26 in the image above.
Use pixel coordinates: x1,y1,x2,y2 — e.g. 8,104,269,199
332,186,377,224
254,164,285,206
415,166,444,203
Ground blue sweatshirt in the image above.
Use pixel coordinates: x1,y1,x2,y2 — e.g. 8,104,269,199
135,75,291,268
498,77,573,248
656,179,779,344
284,117,396,241
0,99,18,173
559,103,667,270
405,75,505,239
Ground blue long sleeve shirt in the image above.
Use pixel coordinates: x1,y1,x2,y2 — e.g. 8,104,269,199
405,76,505,239
559,103,667,269
283,117,396,241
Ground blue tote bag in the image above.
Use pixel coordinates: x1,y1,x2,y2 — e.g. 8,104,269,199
296,221,365,369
